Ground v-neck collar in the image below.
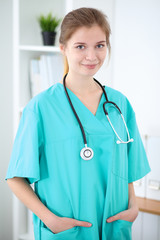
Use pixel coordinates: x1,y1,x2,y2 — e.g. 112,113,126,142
57,82,112,135
57,82,105,118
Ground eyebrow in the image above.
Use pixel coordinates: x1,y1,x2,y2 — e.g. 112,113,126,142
74,41,106,45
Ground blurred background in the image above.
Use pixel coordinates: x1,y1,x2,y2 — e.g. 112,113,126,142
0,0,160,239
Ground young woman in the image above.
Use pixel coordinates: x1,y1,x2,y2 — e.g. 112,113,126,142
6,7,150,240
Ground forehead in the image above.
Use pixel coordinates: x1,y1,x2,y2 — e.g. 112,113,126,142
68,25,106,43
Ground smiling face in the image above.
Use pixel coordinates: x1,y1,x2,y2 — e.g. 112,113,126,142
60,25,107,78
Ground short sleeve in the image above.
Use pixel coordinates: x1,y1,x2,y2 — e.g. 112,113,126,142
127,113,151,183
5,107,43,184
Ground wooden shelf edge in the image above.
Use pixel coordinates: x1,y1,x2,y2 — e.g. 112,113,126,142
136,197,160,215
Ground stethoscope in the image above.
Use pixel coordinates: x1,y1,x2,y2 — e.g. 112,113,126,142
63,73,134,160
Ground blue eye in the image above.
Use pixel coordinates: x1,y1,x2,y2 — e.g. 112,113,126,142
97,44,104,48
77,45,85,49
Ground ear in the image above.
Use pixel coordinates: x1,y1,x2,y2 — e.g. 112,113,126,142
59,44,66,55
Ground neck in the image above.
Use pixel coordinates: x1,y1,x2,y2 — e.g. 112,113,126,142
60,72,99,95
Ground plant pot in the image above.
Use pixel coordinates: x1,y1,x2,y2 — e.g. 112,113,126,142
42,31,56,46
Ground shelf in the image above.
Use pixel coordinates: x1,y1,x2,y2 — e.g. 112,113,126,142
19,233,34,240
136,197,160,215
13,1,71,240
19,45,60,53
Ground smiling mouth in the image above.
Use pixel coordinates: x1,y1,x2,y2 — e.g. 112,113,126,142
82,64,98,69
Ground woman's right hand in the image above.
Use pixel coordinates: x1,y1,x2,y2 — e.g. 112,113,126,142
46,215,92,234
7,178,92,234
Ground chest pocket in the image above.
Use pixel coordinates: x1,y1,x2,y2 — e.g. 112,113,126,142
111,143,128,181
105,105,129,180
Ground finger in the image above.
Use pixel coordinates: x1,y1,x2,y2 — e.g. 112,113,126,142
106,212,123,223
74,220,92,228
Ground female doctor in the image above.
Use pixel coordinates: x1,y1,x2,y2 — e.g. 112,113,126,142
6,7,150,240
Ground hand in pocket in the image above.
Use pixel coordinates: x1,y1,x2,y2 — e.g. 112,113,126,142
46,215,92,234
106,206,139,223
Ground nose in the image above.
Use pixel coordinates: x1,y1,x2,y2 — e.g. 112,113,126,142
85,49,97,62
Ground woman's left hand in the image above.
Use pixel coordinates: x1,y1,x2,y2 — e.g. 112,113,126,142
106,183,139,223
106,205,139,223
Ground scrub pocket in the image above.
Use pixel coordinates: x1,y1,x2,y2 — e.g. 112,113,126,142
40,225,79,240
111,143,128,181
112,220,133,240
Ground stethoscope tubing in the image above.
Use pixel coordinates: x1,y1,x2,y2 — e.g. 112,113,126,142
63,74,87,145
63,73,133,151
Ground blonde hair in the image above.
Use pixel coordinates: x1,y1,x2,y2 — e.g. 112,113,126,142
59,7,111,76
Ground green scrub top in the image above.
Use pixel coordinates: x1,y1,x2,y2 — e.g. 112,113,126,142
6,83,151,240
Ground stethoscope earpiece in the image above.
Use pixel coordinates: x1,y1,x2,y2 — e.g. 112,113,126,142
116,138,134,144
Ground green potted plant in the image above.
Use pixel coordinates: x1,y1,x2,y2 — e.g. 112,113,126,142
38,12,61,46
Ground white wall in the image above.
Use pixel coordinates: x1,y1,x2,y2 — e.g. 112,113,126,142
112,0,160,136
0,0,13,239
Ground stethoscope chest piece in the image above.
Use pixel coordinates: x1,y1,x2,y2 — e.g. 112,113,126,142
80,146,94,160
